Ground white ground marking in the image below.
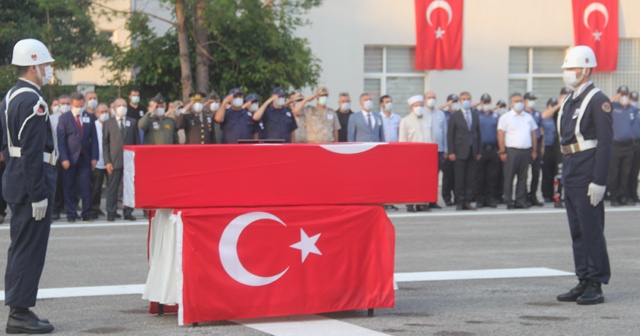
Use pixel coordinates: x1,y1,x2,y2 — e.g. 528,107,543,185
234,314,390,336
0,284,145,301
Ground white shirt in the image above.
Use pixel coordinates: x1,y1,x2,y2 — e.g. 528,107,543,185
497,110,538,149
572,81,593,99
95,120,106,169
362,110,373,127
49,112,61,153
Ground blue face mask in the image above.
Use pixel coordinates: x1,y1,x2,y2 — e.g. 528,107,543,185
461,100,471,110
632,101,638,108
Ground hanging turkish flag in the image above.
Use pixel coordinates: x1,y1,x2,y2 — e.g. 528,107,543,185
177,205,395,324
414,0,464,70
571,0,618,72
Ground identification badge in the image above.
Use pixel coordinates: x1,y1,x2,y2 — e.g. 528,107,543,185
164,124,171,130
153,121,160,130
207,117,212,123
139,110,144,117
247,111,252,117
327,114,334,120
82,117,90,123
125,120,131,127
259,122,265,129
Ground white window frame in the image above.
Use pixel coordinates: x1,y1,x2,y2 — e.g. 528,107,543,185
508,47,567,92
364,46,425,95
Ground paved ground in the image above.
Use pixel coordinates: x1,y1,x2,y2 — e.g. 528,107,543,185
0,204,638,335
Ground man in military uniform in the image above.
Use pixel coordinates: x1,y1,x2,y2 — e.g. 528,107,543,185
0,38,56,333
138,93,178,145
556,46,612,305
292,87,341,143
175,92,216,144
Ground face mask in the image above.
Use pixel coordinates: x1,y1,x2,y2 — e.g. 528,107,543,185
619,96,630,106
461,100,471,110
442,106,450,112
210,102,220,112
426,98,436,109
514,102,525,112
340,102,351,111
413,106,424,117
498,108,507,115
176,108,184,116
318,96,328,106
384,102,393,112
37,65,54,86
527,100,536,109
71,107,82,116
110,109,116,118
451,102,460,111
99,113,109,122
563,70,583,88
363,100,374,111
60,104,71,113
131,96,140,104
232,97,244,108
275,97,286,107
193,102,203,113
52,105,60,114
249,103,259,112
87,99,98,110
155,108,165,116
116,106,127,117
482,104,492,112
631,102,638,108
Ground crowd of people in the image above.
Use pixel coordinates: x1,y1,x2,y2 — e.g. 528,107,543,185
11,83,636,222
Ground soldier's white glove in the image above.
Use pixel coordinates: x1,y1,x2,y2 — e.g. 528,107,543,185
32,199,48,221
587,183,606,206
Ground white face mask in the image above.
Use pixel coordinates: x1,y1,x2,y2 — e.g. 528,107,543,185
384,102,393,112
514,102,525,112
59,104,71,113
363,99,374,111
131,96,140,104
482,104,492,112
413,106,424,117
451,102,460,111
498,108,507,115
527,100,536,109
210,102,220,112
99,113,109,122
37,64,54,86
631,101,638,108
275,97,286,107
192,102,203,113
155,108,165,116
318,96,328,106
426,98,436,109
340,102,351,111
249,103,259,112
116,106,127,117
232,97,244,108
52,105,60,114
71,107,82,116
620,96,630,106
563,69,583,88
87,99,98,110
176,108,184,116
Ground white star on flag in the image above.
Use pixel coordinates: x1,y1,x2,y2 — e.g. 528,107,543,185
592,30,603,41
290,229,322,263
435,26,446,39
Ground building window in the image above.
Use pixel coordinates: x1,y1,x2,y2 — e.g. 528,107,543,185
508,47,567,108
592,39,640,96
364,46,425,116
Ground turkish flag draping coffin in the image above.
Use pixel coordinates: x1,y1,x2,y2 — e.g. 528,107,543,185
123,143,438,209
177,205,395,324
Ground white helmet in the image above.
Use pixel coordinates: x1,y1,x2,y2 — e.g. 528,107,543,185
12,38,55,66
562,45,597,69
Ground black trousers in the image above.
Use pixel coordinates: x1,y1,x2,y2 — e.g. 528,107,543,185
564,185,610,284
5,165,56,308
476,145,499,204
608,143,634,201
629,142,640,201
541,145,557,199
529,138,543,197
454,150,477,204
53,161,64,215
504,148,531,205
107,169,133,217
62,156,92,219
442,158,455,203
0,163,6,216
91,168,108,214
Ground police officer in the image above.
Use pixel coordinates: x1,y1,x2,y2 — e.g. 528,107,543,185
541,97,559,203
262,87,298,142
138,93,178,145
629,91,640,202
524,92,544,206
215,88,267,143
476,94,499,208
244,94,266,140
0,38,56,333
556,46,612,305
176,92,216,144
607,86,635,206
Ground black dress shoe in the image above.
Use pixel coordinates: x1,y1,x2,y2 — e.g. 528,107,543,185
428,203,442,209
51,213,60,220
611,200,621,207
67,217,76,223
416,204,431,212
463,203,476,210
456,204,464,211
96,209,106,216
124,215,137,221
107,215,115,222
82,216,94,222
576,281,605,305
486,201,498,208
557,280,589,302
115,213,122,218
406,205,416,213
554,201,565,208
543,196,553,203
444,200,454,207
507,203,515,210
530,196,544,207
6,308,54,334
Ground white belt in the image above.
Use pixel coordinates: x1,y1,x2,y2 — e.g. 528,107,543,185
8,147,58,166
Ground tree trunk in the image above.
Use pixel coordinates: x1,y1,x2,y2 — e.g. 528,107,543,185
175,0,192,102
193,0,210,94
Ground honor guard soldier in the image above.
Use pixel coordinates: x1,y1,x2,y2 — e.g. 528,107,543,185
556,46,612,305
138,93,178,145
175,92,216,144
215,88,267,143
608,86,636,206
0,38,56,333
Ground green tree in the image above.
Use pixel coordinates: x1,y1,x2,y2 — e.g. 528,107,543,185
0,0,111,96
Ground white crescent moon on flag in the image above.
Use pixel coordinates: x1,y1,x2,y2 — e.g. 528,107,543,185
426,0,453,27
583,2,609,30
219,212,289,287
319,143,381,154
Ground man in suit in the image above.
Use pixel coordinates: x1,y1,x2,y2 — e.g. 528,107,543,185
103,98,139,221
447,91,481,210
347,93,385,142
57,92,99,222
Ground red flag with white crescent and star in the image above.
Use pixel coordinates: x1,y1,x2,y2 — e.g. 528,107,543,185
178,205,395,324
414,0,463,70
571,0,618,72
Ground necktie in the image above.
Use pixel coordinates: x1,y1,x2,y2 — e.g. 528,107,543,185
466,111,471,130
75,115,83,136
367,113,373,130
120,119,126,137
